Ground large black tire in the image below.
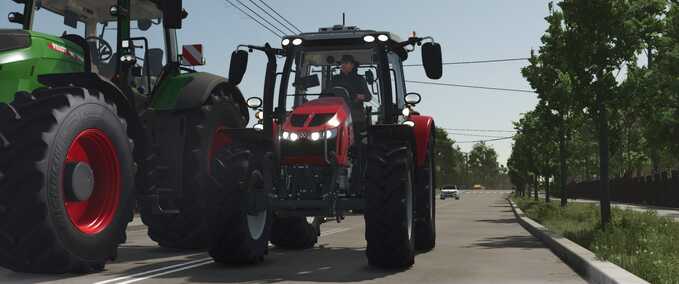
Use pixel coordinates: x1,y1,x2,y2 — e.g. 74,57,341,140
208,145,271,264
0,88,134,273
270,216,319,249
140,87,245,249
415,136,436,251
364,145,415,269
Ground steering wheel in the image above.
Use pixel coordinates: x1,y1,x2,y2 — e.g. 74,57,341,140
86,36,113,62
329,86,351,100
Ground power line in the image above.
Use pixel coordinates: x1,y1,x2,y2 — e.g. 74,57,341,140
403,57,530,67
247,0,297,35
446,132,509,139
224,0,282,38
256,0,303,33
406,80,537,94
443,128,516,133
455,136,514,144
235,0,288,36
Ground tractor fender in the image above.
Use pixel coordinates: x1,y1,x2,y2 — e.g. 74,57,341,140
409,115,435,168
158,72,248,119
38,72,148,191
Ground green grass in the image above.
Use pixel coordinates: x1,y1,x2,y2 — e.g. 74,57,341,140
512,196,679,284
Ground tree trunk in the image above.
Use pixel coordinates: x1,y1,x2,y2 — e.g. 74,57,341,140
545,175,551,203
559,114,568,207
597,92,611,226
534,175,539,201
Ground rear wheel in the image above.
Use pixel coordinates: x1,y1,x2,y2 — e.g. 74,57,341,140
208,145,271,264
270,216,319,249
364,145,415,269
415,136,436,251
0,89,134,273
140,88,244,249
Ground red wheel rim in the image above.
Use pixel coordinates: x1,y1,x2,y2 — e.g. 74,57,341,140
63,129,120,235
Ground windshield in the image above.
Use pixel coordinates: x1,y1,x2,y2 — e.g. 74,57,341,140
279,47,406,125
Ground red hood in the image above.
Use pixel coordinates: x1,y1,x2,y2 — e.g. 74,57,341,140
293,97,349,114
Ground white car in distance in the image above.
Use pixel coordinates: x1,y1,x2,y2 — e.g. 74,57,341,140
440,185,460,200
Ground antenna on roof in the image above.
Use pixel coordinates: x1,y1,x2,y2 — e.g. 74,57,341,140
342,12,345,26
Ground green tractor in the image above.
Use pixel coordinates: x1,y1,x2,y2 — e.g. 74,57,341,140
0,0,248,273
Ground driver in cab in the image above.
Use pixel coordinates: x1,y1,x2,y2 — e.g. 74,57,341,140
329,55,372,105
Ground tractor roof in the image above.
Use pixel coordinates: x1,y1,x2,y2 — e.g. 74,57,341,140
293,25,403,43
285,25,408,59
40,0,161,23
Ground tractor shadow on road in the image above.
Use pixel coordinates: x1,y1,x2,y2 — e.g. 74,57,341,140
466,235,545,250
181,245,405,283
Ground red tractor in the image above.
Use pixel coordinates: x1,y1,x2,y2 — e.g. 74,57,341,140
207,25,442,268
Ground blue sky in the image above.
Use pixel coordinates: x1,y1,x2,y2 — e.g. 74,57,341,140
1,0,552,165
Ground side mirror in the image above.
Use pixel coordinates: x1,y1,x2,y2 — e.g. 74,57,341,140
246,97,262,109
365,70,375,85
229,50,248,86
161,0,183,29
138,19,152,31
422,42,442,80
405,92,421,105
63,10,78,29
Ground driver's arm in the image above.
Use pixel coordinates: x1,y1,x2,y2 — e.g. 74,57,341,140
355,77,372,102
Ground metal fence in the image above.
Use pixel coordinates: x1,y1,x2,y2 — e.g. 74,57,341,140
562,171,679,207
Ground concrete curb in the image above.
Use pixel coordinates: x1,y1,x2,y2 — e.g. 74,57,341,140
508,199,649,284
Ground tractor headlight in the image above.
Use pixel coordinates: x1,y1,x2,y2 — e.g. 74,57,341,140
325,128,338,139
281,38,291,46
363,35,375,43
255,110,264,120
310,132,321,141
377,34,389,42
282,131,290,140
292,38,303,46
289,132,299,142
402,107,411,117
253,123,264,131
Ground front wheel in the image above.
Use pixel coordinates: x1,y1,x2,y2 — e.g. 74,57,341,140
208,145,271,264
364,145,415,269
0,89,134,273
415,136,436,251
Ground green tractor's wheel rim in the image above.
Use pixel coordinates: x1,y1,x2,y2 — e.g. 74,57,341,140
63,129,120,235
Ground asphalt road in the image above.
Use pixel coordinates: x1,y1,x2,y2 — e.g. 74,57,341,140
0,190,584,284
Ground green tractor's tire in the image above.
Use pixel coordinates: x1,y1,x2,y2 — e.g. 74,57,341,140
208,145,271,264
364,145,415,269
0,88,134,273
414,136,436,251
140,89,244,249
270,216,319,250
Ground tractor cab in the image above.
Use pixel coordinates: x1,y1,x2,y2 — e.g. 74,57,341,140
3,0,202,107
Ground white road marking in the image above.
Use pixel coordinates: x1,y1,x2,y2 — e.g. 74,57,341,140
114,260,214,284
98,227,351,284
92,258,212,284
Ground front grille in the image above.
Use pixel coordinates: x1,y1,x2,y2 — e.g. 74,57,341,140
308,113,334,126
0,29,31,52
290,114,308,127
